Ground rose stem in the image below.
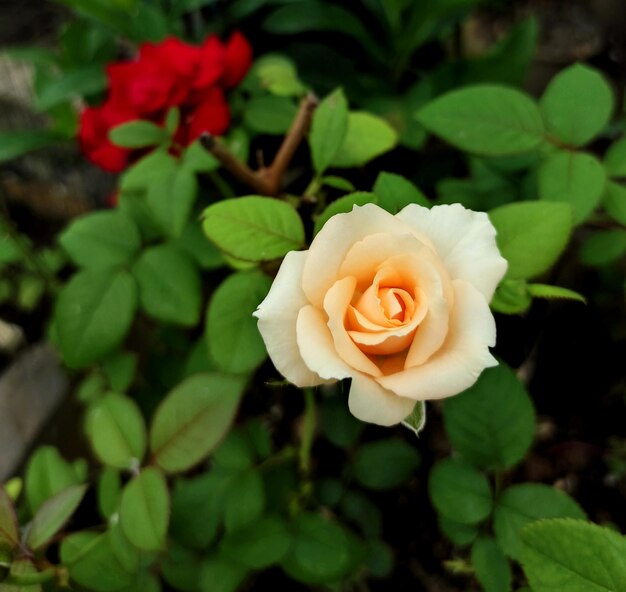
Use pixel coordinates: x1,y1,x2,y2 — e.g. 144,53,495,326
199,92,318,196
261,92,319,195
199,133,268,194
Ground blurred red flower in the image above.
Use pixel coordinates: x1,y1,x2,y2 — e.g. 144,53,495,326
79,32,253,172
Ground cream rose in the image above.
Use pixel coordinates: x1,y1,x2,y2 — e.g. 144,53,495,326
254,203,507,426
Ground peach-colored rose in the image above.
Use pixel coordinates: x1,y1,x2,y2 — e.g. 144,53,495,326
254,203,507,426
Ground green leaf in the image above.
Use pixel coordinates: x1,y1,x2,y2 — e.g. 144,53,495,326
102,351,137,391
165,107,180,135
61,531,133,592
252,54,306,96
202,196,305,261
0,131,63,162
0,487,19,549
580,229,626,266
366,539,394,578
244,95,298,134
489,201,573,280
527,283,586,304
442,364,535,469
428,459,492,525
223,470,265,533
54,269,137,368
25,447,82,513
133,244,201,326
373,171,430,213
174,222,225,270
162,543,203,592
59,211,141,270
150,373,246,474
97,468,121,520
206,271,271,374
120,151,178,192
331,112,397,168
540,63,613,147
521,519,626,591
146,165,198,238
353,439,420,491
310,88,349,175
36,65,107,111
538,151,606,223
490,279,532,314
314,192,378,235
110,120,170,149
200,553,248,592
321,175,355,191
604,181,626,225
439,516,478,546
604,137,626,178
471,536,511,592
340,490,382,538
263,2,380,60
282,513,352,584
86,393,147,470
119,467,169,552
493,483,586,560
417,85,544,156
319,395,365,448
26,485,87,551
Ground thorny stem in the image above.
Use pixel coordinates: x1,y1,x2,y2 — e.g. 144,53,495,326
200,93,319,196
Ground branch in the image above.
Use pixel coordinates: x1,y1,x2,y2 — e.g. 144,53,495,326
200,92,318,196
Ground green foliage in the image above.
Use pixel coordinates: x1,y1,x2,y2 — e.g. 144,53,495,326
54,269,137,368
604,137,626,177
443,364,535,469
26,485,87,551
0,131,64,162
202,196,305,261
417,85,544,156
521,519,626,591
133,244,201,326
471,536,511,592
493,484,585,560
205,271,271,374
110,121,170,149
353,439,420,490
538,151,606,223
539,64,613,147
0,488,19,549
429,459,492,525
373,172,429,213
59,211,141,270
314,192,377,235
489,201,573,280
331,112,397,167
120,468,169,551
150,374,246,474
310,88,349,175
281,513,354,584
580,229,626,267
244,96,298,134
86,393,147,470
251,54,306,96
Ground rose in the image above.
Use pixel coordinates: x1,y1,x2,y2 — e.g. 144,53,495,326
254,203,507,426
78,32,253,171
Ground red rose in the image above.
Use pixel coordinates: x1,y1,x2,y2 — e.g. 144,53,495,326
185,87,230,144
222,31,253,88
186,35,226,105
79,101,135,172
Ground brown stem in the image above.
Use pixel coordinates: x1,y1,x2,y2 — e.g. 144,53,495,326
200,92,319,196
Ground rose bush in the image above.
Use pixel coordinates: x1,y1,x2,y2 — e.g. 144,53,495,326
255,203,508,426
78,31,252,172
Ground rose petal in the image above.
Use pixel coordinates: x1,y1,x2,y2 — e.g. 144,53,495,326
296,306,352,381
348,373,416,426
254,251,328,387
397,203,508,301
302,205,423,307
324,277,382,376
378,279,497,400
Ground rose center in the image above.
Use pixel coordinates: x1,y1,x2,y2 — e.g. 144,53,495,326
379,288,410,322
